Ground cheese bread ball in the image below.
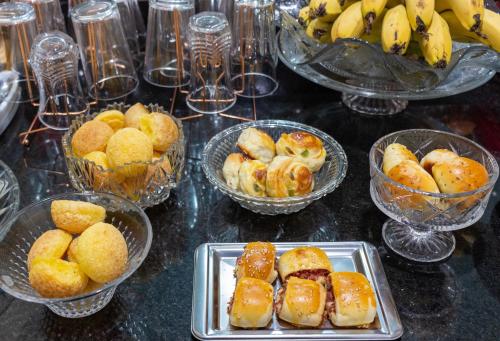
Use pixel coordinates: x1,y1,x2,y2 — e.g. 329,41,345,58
67,237,78,263
71,120,114,157
51,200,106,234
27,229,72,270
139,112,179,152
94,110,125,131
83,151,124,188
125,103,149,129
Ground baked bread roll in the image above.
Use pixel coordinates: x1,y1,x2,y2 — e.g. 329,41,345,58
278,246,333,284
432,156,489,194
382,143,418,175
266,156,314,198
235,242,277,283
222,153,246,190
275,131,327,172
276,276,326,327
238,160,268,197
237,127,276,163
326,272,377,328
228,277,273,328
420,149,458,173
387,160,440,193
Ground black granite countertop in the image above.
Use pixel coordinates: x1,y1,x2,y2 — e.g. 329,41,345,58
0,60,499,340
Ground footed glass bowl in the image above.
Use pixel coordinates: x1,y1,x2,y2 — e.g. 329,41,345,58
202,120,348,215
369,129,499,262
62,103,185,208
0,160,20,239
0,192,152,318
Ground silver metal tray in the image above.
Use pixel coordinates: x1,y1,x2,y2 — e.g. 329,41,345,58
191,242,403,340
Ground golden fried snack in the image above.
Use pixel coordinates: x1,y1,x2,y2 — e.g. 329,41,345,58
83,151,124,188
125,103,149,128
29,258,88,298
432,157,489,194
67,238,78,263
106,128,154,177
237,127,276,163
238,160,268,197
139,112,179,152
94,110,125,131
222,153,246,190
266,156,314,198
420,149,458,174
51,200,106,234
276,131,327,172
27,229,72,270
75,222,128,283
71,120,114,157
382,143,418,175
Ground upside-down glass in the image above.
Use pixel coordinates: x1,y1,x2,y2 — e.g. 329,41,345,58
231,0,278,98
0,192,152,318
369,129,499,263
143,0,194,87
128,0,146,47
17,0,66,33
186,12,236,114
29,31,89,130
202,120,348,215
0,2,38,103
115,0,141,63
71,0,138,100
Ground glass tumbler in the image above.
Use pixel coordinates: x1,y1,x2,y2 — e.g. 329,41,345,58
71,0,138,100
0,2,38,103
231,0,278,98
29,31,89,130
17,0,66,33
115,0,141,64
143,0,194,87
186,11,236,114
128,0,146,47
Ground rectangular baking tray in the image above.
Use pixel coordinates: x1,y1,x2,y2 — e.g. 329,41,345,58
191,242,403,340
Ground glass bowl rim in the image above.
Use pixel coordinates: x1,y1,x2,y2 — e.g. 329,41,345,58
202,119,348,204
0,159,21,225
369,128,500,198
0,191,153,304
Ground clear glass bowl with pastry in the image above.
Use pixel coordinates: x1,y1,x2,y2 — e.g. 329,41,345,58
62,102,185,207
202,120,347,215
369,129,499,262
0,192,152,318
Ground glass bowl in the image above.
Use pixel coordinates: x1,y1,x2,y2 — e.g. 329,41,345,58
202,120,348,215
0,192,152,318
62,103,185,208
0,160,20,239
369,129,499,262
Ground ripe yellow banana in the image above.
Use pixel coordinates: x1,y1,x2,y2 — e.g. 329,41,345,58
361,0,388,33
331,1,365,41
441,10,480,43
386,0,401,8
481,9,500,52
405,0,435,33
340,0,358,10
382,5,411,54
306,18,334,43
435,0,484,34
309,0,343,22
360,8,386,43
298,6,312,28
416,11,452,68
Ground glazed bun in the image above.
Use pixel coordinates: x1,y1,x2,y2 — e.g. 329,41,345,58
276,131,326,172
420,149,458,173
238,160,268,197
276,276,326,327
228,277,274,328
326,272,377,328
237,128,276,163
432,156,489,194
382,143,418,175
266,156,314,198
278,246,333,283
235,242,277,283
387,160,440,193
222,153,246,190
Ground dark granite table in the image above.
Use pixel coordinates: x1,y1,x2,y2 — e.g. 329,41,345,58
0,58,499,340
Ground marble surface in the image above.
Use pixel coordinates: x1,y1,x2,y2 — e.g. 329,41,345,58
0,62,499,340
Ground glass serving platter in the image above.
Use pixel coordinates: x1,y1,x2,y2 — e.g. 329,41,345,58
277,4,500,115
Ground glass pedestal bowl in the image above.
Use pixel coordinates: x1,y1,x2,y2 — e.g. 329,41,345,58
0,192,152,318
369,129,499,262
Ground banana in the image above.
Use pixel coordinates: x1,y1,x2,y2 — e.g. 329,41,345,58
360,8,386,43
481,9,500,52
405,0,435,33
361,0,388,33
386,0,401,8
340,0,358,10
309,0,343,22
331,1,365,41
416,11,452,68
306,18,334,43
382,5,411,54
298,6,312,28
435,0,484,34
441,10,480,43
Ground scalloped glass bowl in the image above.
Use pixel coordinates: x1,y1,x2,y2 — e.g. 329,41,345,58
202,120,348,215
62,103,185,208
0,192,152,318
0,160,20,239
369,129,499,262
